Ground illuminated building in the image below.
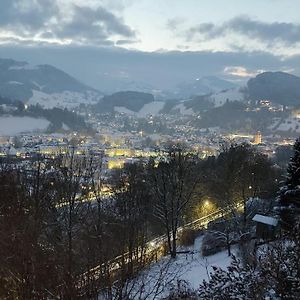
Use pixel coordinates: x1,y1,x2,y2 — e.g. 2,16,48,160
107,158,125,169
253,131,262,145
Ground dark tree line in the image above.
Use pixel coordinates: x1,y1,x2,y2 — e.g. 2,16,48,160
278,138,300,229
0,153,152,299
0,150,178,299
0,143,281,298
169,138,300,300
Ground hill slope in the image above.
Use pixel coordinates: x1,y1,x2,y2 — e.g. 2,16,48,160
174,76,238,98
0,58,102,108
94,91,162,116
247,71,300,106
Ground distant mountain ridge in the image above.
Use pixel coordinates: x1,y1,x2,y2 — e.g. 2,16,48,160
173,76,238,98
0,58,102,108
172,71,300,114
2,57,299,114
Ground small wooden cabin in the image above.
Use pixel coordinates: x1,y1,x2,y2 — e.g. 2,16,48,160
252,214,279,240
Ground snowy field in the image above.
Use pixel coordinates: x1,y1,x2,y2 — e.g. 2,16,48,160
173,103,194,115
117,235,236,299
272,116,300,133
137,101,165,117
114,101,165,117
0,116,50,135
211,88,244,107
28,90,100,109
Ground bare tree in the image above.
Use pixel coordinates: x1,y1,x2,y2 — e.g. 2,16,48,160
53,147,97,298
111,162,153,299
150,147,200,258
0,156,60,299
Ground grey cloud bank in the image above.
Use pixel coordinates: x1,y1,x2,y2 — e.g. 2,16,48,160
0,0,300,93
0,0,137,46
0,45,298,93
188,16,300,45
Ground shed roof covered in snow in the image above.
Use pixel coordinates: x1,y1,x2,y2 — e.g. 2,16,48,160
252,214,278,227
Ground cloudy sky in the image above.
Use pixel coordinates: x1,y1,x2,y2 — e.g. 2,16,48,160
0,0,300,91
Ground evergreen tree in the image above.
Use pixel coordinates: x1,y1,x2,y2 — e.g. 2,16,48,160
278,138,300,228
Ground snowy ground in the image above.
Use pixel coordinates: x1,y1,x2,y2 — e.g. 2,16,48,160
174,236,234,289
0,116,50,135
114,101,165,117
271,116,300,133
172,103,194,115
210,88,244,107
125,235,236,299
28,90,100,109
137,101,165,117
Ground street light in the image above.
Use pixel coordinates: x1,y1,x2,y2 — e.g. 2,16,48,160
204,200,211,207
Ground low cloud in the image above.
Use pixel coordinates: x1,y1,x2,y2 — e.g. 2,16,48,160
224,66,265,78
115,39,138,45
0,45,297,90
188,16,300,45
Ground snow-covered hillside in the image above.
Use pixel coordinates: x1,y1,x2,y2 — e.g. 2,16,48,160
174,76,238,98
0,116,50,135
172,102,194,115
169,88,245,115
125,235,236,299
0,58,102,109
270,116,300,133
210,88,244,107
114,101,165,117
28,90,100,109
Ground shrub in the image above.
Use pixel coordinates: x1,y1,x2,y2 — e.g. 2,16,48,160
179,229,198,246
201,231,226,256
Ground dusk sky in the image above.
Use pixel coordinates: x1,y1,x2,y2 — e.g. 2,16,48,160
1,0,300,90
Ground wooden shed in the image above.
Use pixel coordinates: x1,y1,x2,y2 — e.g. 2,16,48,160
252,214,279,240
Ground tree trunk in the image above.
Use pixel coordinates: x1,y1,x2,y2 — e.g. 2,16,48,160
171,229,177,258
226,233,231,256
166,231,172,257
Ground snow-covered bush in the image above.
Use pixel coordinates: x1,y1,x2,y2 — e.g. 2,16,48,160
201,231,227,256
199,223,300,299
179,229,198,247
164,279,197,299
198,255,267,299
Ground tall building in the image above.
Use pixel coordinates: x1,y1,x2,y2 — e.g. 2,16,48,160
253,131,262,145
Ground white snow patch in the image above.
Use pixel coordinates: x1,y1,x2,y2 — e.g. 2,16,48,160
9,64,38,71
31,80,45,90
137,101,165,117
210,88,244,107
0,116,50,135
114,101,165,117
173,103,194,115
28,90,100,109
132,235,236,299
252,214,278,226
8,81,24,85
273,116,300,132
114,106,135,115
62,123,70,130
